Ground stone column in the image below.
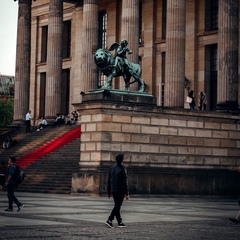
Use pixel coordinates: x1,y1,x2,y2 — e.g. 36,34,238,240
71,5,83,105
121,0,139,91
164,0,186,107
217,0,239,110
81,0,98,92
45,0,63,118
14,0,32,123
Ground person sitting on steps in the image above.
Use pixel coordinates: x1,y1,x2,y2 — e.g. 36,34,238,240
36,117,48,131
2,135,12,149
51,114,62,128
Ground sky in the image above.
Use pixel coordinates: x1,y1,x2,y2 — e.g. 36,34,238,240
0,0,18,76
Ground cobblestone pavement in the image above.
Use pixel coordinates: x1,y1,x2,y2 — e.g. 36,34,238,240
0,191,240,240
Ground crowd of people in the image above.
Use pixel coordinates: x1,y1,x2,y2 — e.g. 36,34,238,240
65,111,79,126
22,110,80,133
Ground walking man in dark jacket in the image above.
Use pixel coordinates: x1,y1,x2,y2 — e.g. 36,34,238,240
105,154,129,228
4,156,24,212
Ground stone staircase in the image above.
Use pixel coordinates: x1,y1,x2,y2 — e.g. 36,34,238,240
0,125,80,194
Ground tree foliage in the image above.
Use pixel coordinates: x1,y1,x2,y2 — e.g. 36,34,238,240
0,98,14,126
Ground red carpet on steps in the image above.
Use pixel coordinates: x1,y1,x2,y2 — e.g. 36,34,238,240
17,126,81,169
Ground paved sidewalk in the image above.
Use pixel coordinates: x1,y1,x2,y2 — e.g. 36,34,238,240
0,191,240,240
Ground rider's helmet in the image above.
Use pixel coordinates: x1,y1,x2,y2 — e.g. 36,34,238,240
121,39,128,46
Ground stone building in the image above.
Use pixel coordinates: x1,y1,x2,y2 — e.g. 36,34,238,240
13,0,240,195
0,74,14,98
13,0,239,121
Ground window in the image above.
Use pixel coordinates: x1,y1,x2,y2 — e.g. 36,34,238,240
61,69,70,115
97,11,107,88
209,44,217,110
39,73,46,117
205,0,218,31
63,20,71,59
162,0,167,39
205,44,217,110
139,1,143,45
41,26,48,62
161,52,166,107
98,11,107,49
210,44,217,72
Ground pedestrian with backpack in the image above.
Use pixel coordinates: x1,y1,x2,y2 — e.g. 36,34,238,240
4,156,24,212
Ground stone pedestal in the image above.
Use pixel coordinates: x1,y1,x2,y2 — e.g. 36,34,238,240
81,89,157,105
72,91,240,195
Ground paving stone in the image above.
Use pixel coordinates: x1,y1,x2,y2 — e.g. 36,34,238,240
0,191,239,240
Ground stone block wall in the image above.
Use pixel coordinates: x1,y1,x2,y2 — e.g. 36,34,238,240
72,98,240,195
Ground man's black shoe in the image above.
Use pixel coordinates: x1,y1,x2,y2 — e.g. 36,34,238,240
105,220,114,228
17,204,24,212
5,208,13,212
229,218,239,224
118,222,126,228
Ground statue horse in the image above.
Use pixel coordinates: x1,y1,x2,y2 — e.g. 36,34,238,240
94,48,145,92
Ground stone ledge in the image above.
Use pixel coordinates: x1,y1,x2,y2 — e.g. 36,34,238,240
81,89,157,105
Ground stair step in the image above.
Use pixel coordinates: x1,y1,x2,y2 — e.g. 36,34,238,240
0,125,81,194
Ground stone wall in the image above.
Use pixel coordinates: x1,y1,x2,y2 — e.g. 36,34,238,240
72,92,240,195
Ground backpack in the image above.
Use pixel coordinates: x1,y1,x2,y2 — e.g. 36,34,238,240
14,165,26,185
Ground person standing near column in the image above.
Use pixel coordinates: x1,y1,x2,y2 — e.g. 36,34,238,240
25,110,32,133
105,154,129,228
198,92,207,110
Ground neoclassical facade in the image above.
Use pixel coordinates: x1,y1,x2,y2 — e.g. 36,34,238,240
13,0,239,121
